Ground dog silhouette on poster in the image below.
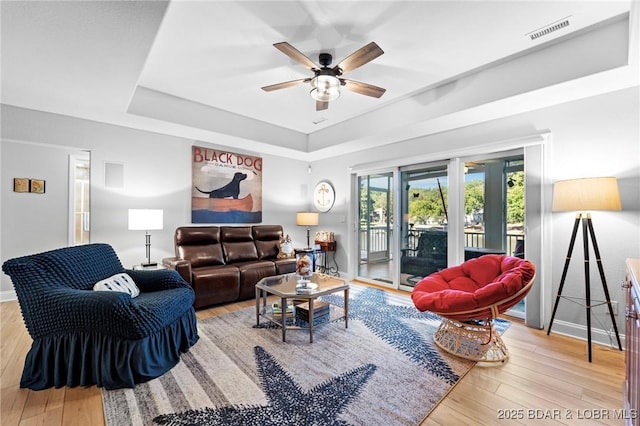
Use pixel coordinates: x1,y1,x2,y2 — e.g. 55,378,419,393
196,172,247,199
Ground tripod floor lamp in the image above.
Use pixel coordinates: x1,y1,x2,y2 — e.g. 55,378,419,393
547,177,623,362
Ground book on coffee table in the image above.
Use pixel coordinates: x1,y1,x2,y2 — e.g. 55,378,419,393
295,301,330,322
272,302,294,318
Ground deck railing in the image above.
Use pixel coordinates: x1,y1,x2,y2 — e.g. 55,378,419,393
359,226,523,260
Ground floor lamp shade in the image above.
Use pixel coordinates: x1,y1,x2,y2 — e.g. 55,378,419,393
296,212,319,249
552,177,621,212
128,209,164,267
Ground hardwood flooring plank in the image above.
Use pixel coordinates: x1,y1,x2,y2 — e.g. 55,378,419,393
1,386,29,426
435,380,530,425
18,407,63,426
21,388,65,421
1,332,30,390
422,401,492,426
60,387,104,426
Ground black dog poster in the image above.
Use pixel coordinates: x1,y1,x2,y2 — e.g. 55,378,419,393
191,146,262,223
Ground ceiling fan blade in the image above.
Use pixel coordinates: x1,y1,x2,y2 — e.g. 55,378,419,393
333,42,384,75
273,42,319,70
316,100,329,111
261,79,308,92
341,79,386,98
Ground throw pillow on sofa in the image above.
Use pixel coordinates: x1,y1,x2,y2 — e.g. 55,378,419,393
93,273,140,298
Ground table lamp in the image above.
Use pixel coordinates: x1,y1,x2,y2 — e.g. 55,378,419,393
547,177,622,361
296,212,319,249
128,209,164,267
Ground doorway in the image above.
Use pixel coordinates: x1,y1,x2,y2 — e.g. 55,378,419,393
69,153,90,245
356,173,393,284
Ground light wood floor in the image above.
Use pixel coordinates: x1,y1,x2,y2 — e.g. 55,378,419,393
1,283,626,426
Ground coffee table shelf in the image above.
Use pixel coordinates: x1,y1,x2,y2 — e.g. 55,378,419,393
255,273,349,343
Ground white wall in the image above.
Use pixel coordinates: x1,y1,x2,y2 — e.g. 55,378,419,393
310,86,640,341
1,142,85,262
1,106,310,298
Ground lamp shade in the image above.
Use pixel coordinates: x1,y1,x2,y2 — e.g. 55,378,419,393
128,209,164,231
296,212,319,226
552,177,622,212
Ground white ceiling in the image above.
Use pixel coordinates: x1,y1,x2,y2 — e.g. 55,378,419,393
1,1,637,159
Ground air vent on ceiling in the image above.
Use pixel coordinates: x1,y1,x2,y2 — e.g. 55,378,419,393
527,16,571,41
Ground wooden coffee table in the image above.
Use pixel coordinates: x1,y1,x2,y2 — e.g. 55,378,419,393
255,273,349,343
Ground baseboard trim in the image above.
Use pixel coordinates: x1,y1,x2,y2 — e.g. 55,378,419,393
548,319,626,349
1,289,17,302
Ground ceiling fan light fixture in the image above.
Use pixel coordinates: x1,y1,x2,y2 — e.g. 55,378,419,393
310,74,341,102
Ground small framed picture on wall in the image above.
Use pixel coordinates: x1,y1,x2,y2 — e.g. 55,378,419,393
13,178,29,193
29,179,46,194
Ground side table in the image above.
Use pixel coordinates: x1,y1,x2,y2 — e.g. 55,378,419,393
132,264,166,270
315,241,340,276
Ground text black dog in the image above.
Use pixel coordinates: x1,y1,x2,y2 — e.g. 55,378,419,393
196,172,247,199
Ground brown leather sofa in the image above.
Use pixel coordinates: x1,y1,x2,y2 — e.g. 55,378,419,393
162,225,296,309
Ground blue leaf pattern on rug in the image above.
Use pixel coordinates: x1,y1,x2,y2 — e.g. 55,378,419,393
153,346,376,426
321,287,460,385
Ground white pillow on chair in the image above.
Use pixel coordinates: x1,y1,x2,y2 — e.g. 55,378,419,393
93,273,140,298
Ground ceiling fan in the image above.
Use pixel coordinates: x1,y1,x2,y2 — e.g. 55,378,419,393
261,41,386,111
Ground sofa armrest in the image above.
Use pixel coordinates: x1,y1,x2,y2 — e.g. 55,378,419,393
162,257,192,284
126,269,191,292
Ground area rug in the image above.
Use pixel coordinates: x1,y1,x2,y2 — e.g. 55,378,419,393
102,285,509,425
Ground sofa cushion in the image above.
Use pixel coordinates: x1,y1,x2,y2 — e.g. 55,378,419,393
234,260,276,300
191,265,240,308
255,240,280,260
178,245,225,268
175,226,225,267
93,273,139,298
175,226,220,246
221,226,258,263
252,225,285,260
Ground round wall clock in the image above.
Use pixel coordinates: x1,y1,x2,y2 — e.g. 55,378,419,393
313,180,335,212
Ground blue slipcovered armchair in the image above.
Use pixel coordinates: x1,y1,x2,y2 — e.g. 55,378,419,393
2,243,199,390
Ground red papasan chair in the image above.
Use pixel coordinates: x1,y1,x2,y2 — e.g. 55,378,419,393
411,255,535,363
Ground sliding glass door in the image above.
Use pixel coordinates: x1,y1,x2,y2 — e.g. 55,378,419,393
351,141,544,327
399,163,448,290
463,152,525,318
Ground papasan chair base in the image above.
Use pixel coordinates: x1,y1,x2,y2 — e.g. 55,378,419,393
434,318,508,363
